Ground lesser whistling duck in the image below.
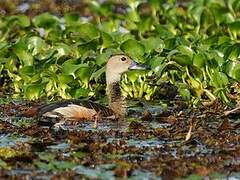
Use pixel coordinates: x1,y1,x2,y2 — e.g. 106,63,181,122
36,54,148,121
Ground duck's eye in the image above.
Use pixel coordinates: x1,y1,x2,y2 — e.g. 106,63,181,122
121,57,127,61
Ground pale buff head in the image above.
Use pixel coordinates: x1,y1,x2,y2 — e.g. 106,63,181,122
106,54,147,84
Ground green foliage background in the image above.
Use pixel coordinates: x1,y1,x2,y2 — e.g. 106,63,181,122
0,0,240,104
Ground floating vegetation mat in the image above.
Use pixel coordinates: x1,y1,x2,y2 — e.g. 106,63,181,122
0,101,239,179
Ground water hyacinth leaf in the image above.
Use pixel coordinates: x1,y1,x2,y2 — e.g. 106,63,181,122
78,39,99,56
64,13,80,26
12,38,34,66
32,13,60,29
74,88,90,98
193,53,205,68
9,15,30,27
149,0,162,13
0,64,3,74
148,56,165,72
68,23,99,42
96,52,111,66
224,60,240,80
127,10,140,22
141,37,164,53
173,54,192,66
228,21,240,35
155,25,175,39
76,67,92,86
53,43,72,59
24,84,44,100
62,60,88,77
126,71,139,83
100,32,113,49
177,45,194,59
211,71,229,88
0,41,8,57
27,36,48,56
179,87,191,101
14,50,34,66
57,75,74,84
19,66,34,76
189,5,204,25
137,16,153,33
90,65,106,81
224,43,240,60
120,39,145,60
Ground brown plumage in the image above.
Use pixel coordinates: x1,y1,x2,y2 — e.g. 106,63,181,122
33,54,147,122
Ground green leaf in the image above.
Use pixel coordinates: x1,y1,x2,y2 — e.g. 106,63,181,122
141,37,164,53
27,36,48,56
74,88,90,98
90,65,106,81
224,60,240,80
100,32,113,49
177,45,194,59
9,15,30,27
120,39,145,60
32,13,60,29
58,75,74,84
12,38,34,66
53,43,72,59
24,84,44,100
62,60,88,77
64,13,80,26
19,66,34,76
173,54,192,66
66,23,99,42
179,86,191,101
193,53,205,68
96,52,111,66
76,67,91,86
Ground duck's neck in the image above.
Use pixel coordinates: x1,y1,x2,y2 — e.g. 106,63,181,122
106,73,126,119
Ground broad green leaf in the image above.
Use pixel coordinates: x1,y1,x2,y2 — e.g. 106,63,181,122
19,66,34,76
90,65,106,81
224,60,240,80
24,84,44,100
100,32,113,49
14,50,34,66
64,13,80,26
74,88,90,98
62,60,88,77
141,37,164,53
32,13,60,29
120,39,145,60
12,38,34,66
224,43,240,60
193,53,205,68
148,56,165,72
27,36,48,56
6,15,30,27
96,52,111,66
177,45,194,59
53,43,72,59
58,75,74,84
155,25,175,39
228,20,240,33
66,23,99,42
76,67,92,86
173,54,192,66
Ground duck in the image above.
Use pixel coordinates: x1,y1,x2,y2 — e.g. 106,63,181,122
32,54,148,122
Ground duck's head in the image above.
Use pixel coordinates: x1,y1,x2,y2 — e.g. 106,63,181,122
106,54,148,84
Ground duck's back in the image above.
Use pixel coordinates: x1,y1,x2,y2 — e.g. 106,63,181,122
38,100,114,121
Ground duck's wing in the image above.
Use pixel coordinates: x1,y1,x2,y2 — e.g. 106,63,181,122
38,100,114,121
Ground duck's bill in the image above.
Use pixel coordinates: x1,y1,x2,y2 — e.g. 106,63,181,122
129,61,150,70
